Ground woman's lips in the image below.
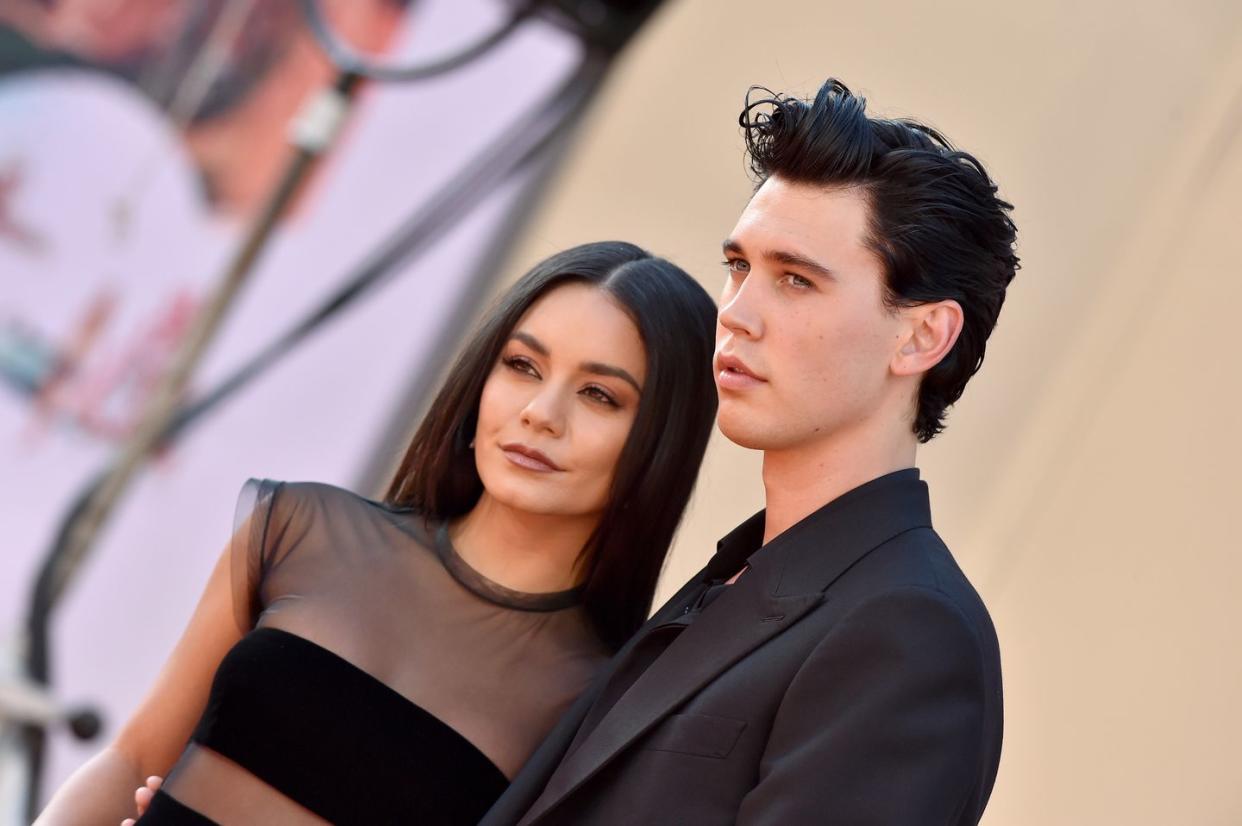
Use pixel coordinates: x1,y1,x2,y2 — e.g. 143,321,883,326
501,443,563,472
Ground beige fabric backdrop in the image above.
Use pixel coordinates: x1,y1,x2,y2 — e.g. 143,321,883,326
492,1,1242,822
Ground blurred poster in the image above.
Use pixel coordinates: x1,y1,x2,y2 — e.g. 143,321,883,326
0,0,581,808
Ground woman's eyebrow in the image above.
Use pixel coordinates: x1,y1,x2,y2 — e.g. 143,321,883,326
511,331,548,355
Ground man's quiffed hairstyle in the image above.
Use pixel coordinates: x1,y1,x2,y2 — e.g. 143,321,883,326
741,79,1020,442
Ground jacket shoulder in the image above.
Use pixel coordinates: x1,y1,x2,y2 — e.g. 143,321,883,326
834,527,998,653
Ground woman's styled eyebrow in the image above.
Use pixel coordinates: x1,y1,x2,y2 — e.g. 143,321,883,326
722,238,836,281
509,331,642,393
511,331,548,355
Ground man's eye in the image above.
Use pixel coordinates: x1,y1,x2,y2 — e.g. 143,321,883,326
780,273,813,289
722,258,749,275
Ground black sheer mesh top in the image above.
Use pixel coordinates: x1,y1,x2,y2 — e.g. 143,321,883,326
156,479,610,825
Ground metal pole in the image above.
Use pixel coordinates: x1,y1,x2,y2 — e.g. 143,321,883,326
19,70,362,821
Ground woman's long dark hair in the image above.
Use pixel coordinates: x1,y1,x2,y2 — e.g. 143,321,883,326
386,241,718,649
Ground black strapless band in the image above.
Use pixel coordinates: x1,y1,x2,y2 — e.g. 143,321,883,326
135,790,219,825
191,627,509,826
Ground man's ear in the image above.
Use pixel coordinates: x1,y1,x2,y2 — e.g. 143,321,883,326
892,300,964,377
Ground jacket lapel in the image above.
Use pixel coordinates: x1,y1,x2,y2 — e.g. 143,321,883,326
520,566,822,824
519,470,933,824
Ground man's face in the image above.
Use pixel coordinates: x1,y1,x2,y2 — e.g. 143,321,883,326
715,177,907,452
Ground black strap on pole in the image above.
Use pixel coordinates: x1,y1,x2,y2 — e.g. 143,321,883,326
19,64,364,822
163,58,609,448
19,47,605,826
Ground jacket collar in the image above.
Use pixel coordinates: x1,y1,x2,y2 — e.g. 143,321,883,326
706,467,931,594
517,468,932,824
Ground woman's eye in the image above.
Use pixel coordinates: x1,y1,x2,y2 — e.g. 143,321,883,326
503,356,539,377
582,386,618,407
780,273,814,289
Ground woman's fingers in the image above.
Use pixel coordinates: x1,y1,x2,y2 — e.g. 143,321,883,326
133,775,164,818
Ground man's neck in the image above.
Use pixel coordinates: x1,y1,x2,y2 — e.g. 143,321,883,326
761,420,917,544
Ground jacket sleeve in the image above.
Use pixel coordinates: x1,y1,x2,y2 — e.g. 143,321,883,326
736,585,992,825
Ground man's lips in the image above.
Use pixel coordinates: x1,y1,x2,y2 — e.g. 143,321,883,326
715,352,766,390
500,443,563,472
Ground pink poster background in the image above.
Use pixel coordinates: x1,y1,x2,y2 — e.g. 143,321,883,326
0,1,580,809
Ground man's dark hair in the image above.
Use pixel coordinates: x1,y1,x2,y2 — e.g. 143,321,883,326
741,78,1020,442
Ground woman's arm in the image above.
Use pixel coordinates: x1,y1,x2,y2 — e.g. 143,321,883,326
34,541,244,825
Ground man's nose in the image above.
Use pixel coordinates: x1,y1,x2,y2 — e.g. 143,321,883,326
718,276,763,340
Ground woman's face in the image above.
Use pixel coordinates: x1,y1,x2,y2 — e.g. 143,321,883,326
474,282,646,519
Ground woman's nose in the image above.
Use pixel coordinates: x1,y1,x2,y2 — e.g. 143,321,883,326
520,387,565,436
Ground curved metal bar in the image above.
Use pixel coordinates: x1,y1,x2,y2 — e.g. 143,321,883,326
299,0,536,83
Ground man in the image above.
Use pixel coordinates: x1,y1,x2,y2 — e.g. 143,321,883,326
481,77,1017,825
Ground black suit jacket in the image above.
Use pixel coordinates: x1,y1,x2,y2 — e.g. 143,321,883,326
480,470,1003,825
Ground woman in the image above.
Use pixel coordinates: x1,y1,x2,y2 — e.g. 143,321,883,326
36,241,719,825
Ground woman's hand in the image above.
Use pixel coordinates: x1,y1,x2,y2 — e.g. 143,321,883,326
120,775,163,826
35,531,244,825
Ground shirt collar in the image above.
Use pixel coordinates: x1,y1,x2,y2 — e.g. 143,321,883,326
704,468,927,583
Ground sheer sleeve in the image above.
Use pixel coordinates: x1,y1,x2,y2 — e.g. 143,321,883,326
228,478,284,634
